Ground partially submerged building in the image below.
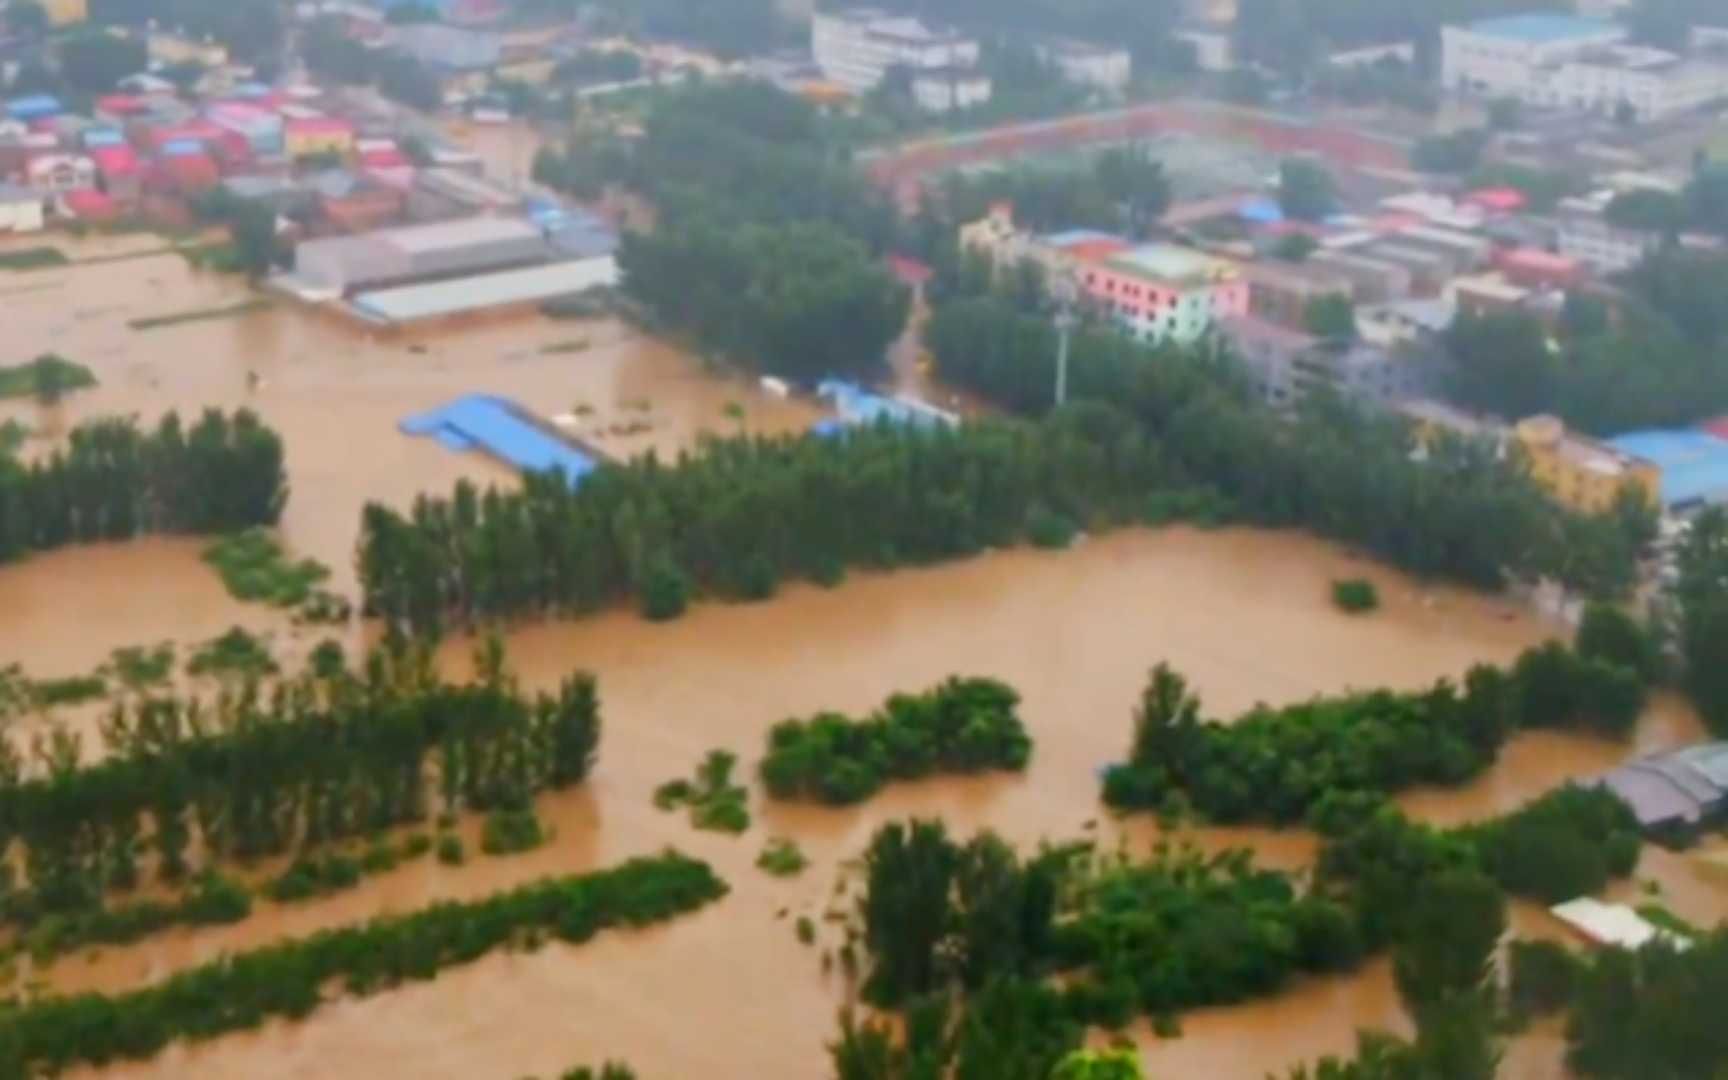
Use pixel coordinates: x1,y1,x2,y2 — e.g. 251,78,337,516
292,216,552,294
1597,742,1728,832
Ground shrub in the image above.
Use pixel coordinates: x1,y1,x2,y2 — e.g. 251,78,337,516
657,750,750,834
638,556,691,621
761,677,1031,805
757,837,809,877
481,810,548,856
1331,578,1380,613
436,834,465,866
180,871,251,925
1473,786,1642,903
1026,505,1077,549
1508,940,1581,1016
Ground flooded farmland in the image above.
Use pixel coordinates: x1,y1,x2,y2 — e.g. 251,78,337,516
3,231,1725,1079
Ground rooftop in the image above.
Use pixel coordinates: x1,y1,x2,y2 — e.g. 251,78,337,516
1464,13,1620,43
1598,741,1728,827
350,254,618,324
379,216,540,255
1108,243,1236,287
1606,429,1728,507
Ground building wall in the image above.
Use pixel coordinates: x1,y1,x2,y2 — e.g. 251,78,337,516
1049,47,1132,91
41,0,86,26
285,126,356,158
1513,415,1660,513
1077,261,1247,344
0,196,44,233
812,11,981,92
911,73,991,113
1441,22,1627,98
1177,30,1233,73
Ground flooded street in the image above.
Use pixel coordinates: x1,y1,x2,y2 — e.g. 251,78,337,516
3,235,1725,1079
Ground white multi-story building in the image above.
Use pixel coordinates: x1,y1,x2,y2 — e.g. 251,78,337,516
811,8,981,93
1442,13,1627,97
910,68,992,113
1443,12,1728,120
1038,40,1132,92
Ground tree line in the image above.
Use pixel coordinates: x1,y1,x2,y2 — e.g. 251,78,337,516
0,851,724,1078
0,408,286,563
1104,614,1653,825
760,677,1031,805
1673,506,1728,736
925,288,1646,597
357,410,1161,633
0,637,599,957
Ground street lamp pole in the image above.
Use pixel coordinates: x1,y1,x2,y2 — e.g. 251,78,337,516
1053,275,1076,409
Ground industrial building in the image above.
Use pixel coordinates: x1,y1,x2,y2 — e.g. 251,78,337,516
292,216,553,294
1598,742,1728,832
349,255,618,326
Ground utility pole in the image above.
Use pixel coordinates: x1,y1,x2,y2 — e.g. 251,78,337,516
1053,274,1076,408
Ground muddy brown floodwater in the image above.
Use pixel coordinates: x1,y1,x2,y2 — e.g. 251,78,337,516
4,235,1724,1079
26,527,1710,1080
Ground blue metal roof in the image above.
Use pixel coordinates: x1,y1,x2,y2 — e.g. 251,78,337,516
400,395,596,486
1466,13,1617,43
1607,429,1728,508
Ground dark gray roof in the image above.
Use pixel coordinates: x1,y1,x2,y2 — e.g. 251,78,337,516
1599,742,1728,828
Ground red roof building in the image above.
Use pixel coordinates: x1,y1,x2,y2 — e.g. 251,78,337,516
150,153,219,195
1496,247,1583,290
1466,187,1526,214
60,188,119,221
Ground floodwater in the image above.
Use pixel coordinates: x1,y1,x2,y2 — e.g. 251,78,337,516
4,236,1724,1079
27,526,1712,1080
0,236,821,665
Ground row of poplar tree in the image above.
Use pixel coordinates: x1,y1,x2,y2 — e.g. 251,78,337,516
0,639,600,923
0,408,286,561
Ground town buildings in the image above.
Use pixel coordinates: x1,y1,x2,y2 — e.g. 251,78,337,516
1038,40,1132,92
1077,243,1247,343
1222,314,1428,411
1442,12,1728,120
811,8,990,111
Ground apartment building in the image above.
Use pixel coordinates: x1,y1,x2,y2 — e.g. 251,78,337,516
812,8,982,93
1442,12,1728,120
1513,414,1660,514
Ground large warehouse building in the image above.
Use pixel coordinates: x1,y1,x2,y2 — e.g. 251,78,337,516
293,216,553,294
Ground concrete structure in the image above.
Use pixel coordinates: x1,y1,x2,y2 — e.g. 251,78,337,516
1240,260,1356,329
1358,299,1455,348
1550,898,1691,950
1442,12,1728,120
1513,414,1660,514
1555,205,1662,272
1176,24,1233,73
1606,429,1728,511
22,152,94,195
1039,40,1132,92
1078,243,1247,344
0,182,42,232
293,216,551,294
351,255,618,325
148,32,228,68
1329,42,1416,69
1597,742,1728,831
910,68,992,113
1309,249,1413,304
284,116,355,159
812,8,981,93
39,0,87,25
1223,314,1427,411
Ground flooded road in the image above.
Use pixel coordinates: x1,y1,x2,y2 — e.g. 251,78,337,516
37,528,1717,1080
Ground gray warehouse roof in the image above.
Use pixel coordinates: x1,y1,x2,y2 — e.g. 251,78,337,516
1598,742,1728,829
294,216,551,293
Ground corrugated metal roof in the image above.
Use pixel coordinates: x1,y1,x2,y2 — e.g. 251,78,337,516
350,255,618,323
